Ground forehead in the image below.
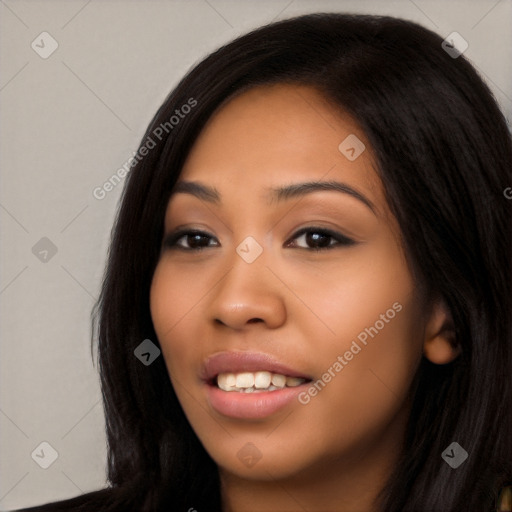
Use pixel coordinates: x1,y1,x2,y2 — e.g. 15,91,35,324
178,83,383,212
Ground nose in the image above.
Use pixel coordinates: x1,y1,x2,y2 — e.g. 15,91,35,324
208,244,287,331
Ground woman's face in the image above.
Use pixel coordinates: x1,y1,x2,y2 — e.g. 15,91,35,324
150,84,426,483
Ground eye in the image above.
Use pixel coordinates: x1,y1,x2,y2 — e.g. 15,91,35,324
285,226,356,251
163,226,356,253
163,229,219,251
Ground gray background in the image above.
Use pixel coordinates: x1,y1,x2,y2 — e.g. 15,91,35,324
1,0,511,509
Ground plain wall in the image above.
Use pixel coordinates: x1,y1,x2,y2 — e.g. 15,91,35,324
1,0,511,509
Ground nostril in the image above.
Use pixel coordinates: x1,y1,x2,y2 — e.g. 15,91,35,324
247,318,263,324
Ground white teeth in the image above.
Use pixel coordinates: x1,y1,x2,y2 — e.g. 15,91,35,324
271,374,286,387
236,372,254,388
216,371,306,392
225,373,236,387
286,376,304,387
217,373,235,392
254,371,272,389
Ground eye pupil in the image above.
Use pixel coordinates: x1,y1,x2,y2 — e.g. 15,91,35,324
188,234,209,248
306,232,331,248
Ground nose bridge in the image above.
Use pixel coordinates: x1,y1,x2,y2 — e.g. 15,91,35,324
232,237,267,285
210,234,286,329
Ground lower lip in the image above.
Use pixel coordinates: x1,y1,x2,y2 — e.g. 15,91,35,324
206,383,307,419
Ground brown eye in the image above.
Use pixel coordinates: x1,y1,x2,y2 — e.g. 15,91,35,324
163,230,219,251
286,227,356,251
304,231,333,249
183,233,212,249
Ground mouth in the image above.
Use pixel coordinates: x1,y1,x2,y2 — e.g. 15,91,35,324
214,370,308,393
202,351,313,419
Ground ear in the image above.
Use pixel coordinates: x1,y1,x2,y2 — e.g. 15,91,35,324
423,299,461,364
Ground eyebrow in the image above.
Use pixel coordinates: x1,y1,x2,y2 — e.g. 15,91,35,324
170,180,375,213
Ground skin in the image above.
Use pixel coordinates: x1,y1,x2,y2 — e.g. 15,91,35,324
150,83,459,512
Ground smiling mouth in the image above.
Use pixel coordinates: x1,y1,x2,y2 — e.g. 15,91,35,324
214,371,310,393
204,352,314,418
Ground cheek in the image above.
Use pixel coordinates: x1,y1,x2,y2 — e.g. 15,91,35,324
278,235,419,356
288,244,423,438
296,278,423,457
149,262,200,371
309,303,421,461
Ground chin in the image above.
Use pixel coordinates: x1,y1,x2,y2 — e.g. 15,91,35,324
205,431,326,482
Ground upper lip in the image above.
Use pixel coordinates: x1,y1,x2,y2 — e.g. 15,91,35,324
201,351,312,382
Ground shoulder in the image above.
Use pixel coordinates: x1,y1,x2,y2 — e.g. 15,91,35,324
10,487,141,512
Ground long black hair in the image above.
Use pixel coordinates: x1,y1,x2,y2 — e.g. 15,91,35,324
16,12,512,512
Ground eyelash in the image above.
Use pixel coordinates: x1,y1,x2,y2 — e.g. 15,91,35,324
163,226,356,252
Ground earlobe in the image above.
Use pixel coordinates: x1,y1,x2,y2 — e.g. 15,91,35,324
422,299,462,365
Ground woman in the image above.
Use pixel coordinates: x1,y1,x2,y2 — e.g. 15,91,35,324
15,12,512,512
